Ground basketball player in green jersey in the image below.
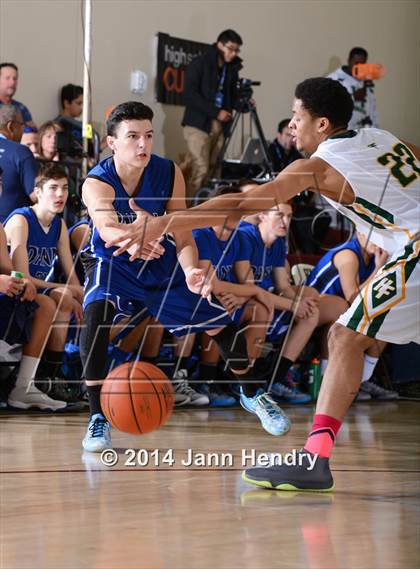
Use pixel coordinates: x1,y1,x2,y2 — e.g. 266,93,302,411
104,77,420,492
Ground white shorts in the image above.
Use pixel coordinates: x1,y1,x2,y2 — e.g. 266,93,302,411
337,239,420,345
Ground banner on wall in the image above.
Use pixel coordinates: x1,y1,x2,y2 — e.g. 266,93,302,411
156,32,211,106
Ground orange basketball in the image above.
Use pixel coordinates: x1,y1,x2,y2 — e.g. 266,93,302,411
100,362,174,435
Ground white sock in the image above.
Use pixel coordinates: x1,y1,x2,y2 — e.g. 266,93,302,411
361,354,379,383
12,355,41,392
321,358,328,375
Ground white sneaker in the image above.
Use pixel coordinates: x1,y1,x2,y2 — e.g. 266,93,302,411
172,370,209,406
8,387,67,410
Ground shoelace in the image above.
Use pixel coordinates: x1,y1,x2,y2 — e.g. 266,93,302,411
173,377,195,394
257,394,284,420
38,391,53,400
89,417,107,438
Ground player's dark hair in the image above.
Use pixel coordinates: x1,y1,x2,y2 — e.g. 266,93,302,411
217,29,243,46
36,163,68,189
295,77,354,129
61,83,83,107
277,119,291,133
0,62,18,74
106,101,154,136
349,47,368,60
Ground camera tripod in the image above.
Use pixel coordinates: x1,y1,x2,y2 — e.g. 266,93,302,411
216,105,276,179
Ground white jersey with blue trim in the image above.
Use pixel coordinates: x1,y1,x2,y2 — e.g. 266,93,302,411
312,128,420,254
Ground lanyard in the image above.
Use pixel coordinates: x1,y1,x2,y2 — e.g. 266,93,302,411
215,65,227,108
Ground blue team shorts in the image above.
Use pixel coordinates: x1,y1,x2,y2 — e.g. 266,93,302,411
83,256,232,338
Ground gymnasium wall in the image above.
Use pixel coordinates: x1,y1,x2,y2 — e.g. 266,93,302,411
1,0,419,159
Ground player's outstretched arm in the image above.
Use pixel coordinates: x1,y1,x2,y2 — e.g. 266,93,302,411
105,159,340,258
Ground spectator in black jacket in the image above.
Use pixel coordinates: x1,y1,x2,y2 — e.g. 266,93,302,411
181,29,243,199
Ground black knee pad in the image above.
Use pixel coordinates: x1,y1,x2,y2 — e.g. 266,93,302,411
80,301,116,380
213,322,249,371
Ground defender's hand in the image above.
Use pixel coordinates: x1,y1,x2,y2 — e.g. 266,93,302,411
137,238,166,261
105,199,164,258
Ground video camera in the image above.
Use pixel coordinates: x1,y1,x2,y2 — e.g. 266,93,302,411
352,64,385,81
56,130,85,160
236,78,261,112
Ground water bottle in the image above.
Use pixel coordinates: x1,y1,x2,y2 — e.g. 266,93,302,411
11,271,25,296
11,271,24,279
308,357,322,401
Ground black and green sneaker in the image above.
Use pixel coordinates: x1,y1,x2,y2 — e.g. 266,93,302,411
242,450,334,492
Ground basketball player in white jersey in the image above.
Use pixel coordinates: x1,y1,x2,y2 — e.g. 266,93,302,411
105,77,420,491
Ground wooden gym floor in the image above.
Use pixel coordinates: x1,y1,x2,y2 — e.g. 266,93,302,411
1,401,419,569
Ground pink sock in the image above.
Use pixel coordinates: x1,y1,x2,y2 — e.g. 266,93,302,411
304,414,342,458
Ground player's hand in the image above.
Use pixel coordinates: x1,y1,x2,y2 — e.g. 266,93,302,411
218,292,241,314
71,299,84,324
294,297,317,319
67,284,84,304
21,279,37,302
0,275,24,297
104,199,164,259
135,238,165,261
301,287,320,305
374,247,389,269
185,268,212,301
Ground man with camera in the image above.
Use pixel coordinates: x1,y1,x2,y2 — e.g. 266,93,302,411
181,29,243,200
328,47,379,129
